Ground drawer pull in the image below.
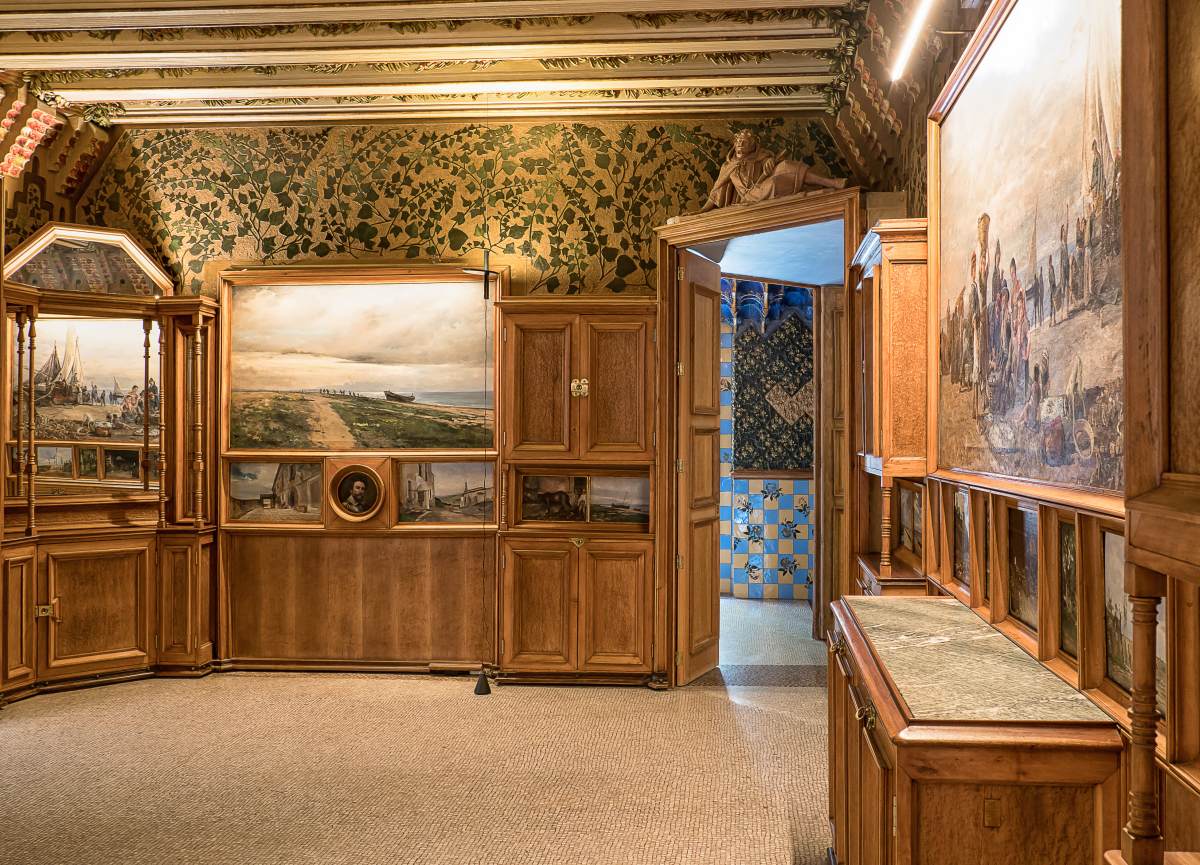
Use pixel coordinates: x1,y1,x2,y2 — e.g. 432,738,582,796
856,704,877,732
830,633,848,657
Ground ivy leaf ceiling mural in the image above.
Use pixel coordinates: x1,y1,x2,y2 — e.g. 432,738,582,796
0,0,869,125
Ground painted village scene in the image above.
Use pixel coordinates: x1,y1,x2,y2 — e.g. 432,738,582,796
12,316,161,445
937,0,1124,492
397,461,494,523
229,282,492,450
229,462,323,523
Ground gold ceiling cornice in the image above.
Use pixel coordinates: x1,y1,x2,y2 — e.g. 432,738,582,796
0,0,869,124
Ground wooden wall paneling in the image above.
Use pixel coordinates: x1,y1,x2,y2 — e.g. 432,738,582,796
158,537,193,662
37,536,155,681
501,536,575,672
501,313,574,460
579,538,652,672
578,315,654,462
1,544,36,694
428,534,495,665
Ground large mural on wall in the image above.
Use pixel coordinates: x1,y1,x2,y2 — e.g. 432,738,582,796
936,0,1123,493
77,120,847,296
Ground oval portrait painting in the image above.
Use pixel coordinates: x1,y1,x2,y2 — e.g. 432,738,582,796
331,466,384,521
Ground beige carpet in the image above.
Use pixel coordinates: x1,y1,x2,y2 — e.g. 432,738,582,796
0,604,829,865
0,676,830,865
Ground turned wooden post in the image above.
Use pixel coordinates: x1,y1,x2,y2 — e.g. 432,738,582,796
191,316,205,528
1122,563,1166,865
25,311,36,535
880,480,893,576
157,322,167,528
14,311,25,497
142,318,152,492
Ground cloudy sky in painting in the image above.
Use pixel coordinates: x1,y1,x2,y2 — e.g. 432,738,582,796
938,0,1121,315
229,461,321,500
590,476,650,509
26,316,159,390
231,282,492,392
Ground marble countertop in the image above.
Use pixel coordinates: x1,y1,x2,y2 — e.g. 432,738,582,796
845,596,1111,723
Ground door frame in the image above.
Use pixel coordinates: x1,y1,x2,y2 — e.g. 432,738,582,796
655,188,862,685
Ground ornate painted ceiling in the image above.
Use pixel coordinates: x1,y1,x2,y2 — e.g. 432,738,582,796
0,1,870,125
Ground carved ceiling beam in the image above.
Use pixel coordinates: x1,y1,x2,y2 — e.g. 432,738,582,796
50,72,833,103
0,32,840,71
108,94,830,125
4,0,849,30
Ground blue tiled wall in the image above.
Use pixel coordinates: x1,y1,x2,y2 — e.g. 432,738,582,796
718,278,815,600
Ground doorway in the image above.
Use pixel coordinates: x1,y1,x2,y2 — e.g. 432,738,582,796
656,189,861,686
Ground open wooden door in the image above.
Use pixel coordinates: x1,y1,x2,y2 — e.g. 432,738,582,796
674,249,722,684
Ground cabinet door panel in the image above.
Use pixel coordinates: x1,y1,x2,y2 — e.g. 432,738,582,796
2,548,36,691
860,725,891,865
159,541,195,663
579,540,652,671
501,539,575,671
579,316,653,461
41,541,153,680
503,315,574,459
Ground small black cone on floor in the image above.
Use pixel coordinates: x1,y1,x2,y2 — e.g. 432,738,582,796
474,668,491,695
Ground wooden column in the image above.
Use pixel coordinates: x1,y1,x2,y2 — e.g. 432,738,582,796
158,322,167,528
191,316,205,528
142,318,152,492
25,311,36,536
14,311,25,496
880,480,893,575
1122,563,1167,865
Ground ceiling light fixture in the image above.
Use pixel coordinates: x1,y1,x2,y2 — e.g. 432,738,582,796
890,0,937,81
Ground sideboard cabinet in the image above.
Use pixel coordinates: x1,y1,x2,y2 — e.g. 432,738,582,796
500,536,653,675
500,303,655,463
829,595,1122,865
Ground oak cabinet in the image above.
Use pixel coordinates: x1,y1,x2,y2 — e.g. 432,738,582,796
1,544,36,694
829,596,1122,865
37,536,155,683
157,532,214,674
501,308,654,463
850,220,930,591
501,536,652,674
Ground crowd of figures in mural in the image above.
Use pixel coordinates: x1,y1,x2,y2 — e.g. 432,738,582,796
937,0,1124,492
13,317,161,445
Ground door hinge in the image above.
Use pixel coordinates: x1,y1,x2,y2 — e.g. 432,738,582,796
675,362,684,376
676,459,685,474
676,265,685,283
675,554,683,570
34,604,53,618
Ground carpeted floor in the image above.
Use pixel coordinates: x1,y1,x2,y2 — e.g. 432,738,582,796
0,601,829,865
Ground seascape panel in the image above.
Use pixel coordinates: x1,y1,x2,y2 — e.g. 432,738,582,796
937,0,1124,492
229,282,492,450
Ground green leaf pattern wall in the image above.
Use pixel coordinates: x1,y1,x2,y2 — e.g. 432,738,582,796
77,119,846,295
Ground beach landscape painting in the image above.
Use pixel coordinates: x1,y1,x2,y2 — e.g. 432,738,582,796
936,0,1124,493
228,281,492,450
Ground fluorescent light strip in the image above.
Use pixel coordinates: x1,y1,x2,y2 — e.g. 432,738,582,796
890,0,937,81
